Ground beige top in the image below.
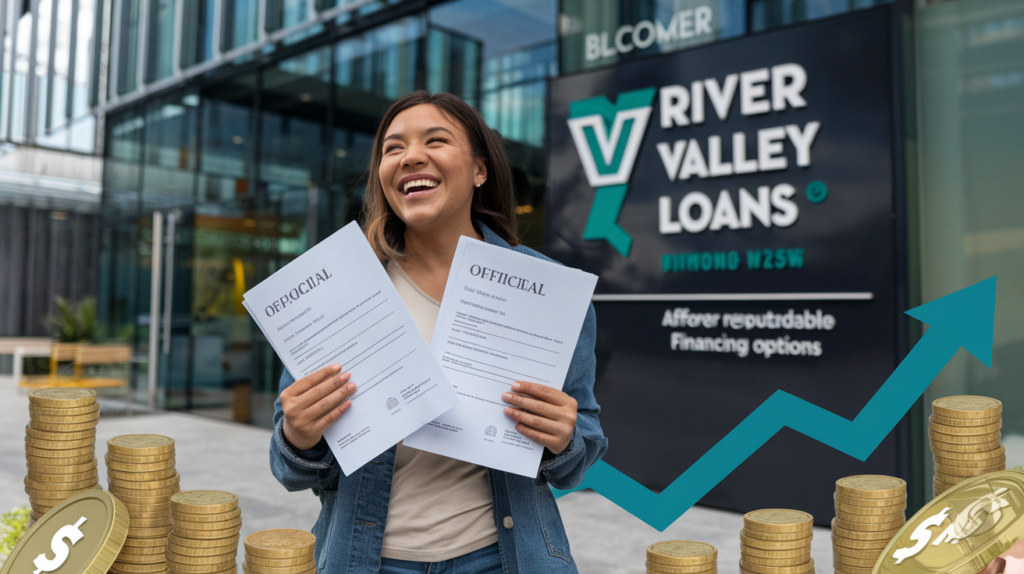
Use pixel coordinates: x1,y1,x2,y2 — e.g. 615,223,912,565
380,261,499,562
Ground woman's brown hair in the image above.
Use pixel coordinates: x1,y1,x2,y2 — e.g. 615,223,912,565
362,91,519,261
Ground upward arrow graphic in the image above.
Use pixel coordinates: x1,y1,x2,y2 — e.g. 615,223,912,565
554,277,998,531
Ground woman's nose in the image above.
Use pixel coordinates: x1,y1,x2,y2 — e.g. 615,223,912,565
402,143,427,167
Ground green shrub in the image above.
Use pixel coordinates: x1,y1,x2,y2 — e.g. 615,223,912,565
0,507,30,561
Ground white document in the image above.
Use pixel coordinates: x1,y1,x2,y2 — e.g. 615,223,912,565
403,237,598,477
242,222,458,476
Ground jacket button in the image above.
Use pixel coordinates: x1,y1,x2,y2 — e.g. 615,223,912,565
503,516,514,529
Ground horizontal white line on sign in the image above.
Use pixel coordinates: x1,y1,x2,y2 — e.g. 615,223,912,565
592,292,875,302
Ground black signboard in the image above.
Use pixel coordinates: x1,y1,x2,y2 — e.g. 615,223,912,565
547,6,909,524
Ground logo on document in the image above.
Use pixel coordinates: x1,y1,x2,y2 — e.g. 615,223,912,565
567,87,656,257
485,425,497,438
386,397,399,410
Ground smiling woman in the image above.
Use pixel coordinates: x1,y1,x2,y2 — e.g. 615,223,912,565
269,91,607,574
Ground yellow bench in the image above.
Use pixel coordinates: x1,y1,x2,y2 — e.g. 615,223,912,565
17,343,131,389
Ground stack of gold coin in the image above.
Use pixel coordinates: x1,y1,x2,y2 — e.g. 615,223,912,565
243,530,315,574
645,541,717,574
107,435,179,574
168,491,242,574
24,388,101,521
930,396,1005,497
740,509,814,574
831,475,907,574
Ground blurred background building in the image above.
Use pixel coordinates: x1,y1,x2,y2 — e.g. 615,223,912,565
0,0,1020,506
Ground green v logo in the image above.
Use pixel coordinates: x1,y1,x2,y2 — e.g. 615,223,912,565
567,87,656,257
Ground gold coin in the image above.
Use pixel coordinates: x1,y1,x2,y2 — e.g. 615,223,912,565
131,517,172,528
115,493,177,507
932,396,1002,418
833,516,905,532
28,387,97,408
108,450,176,464
25,443,95,458
738,558,813,574
834,501,907,516
171,491,239,514
243,567,306,574
111,483,182,497
933,453,1006,469
833,545,885,559
25,475,98,491
243,530,316,559
935,469,1000,484
119,543,168,554
172,525,241,540
26,457,98,474
106,456,177,472
126,510,173,521
739,544,809,559
743,510,813,533
109,467,179,481
831,534,889,551
164,556,234,568
25,435,95,449
929,444,1005,460
834,552,877,568
167,542,237,557
934,463,1004,477
241,561,315,574
173,517,242,532
646,541,717,566
835,510,905,524
29,419,98,432
108,435,176,456
109,472,181,490
123,536,170,548
29,410,100,424
834,564,873,574
111,562,168,573
739,528,811,542
831,518,901,540
29,402,100,417
930,413,1001,427
115,552,166,564
929,418,1001,436
128,524,172,538
123,502,171,515
740,554,807,568
25,424,96,441
26,483,97,498
26,452,94,465
244,556,312,568
165,550,237,566
26,468,98,483
739,533,811,551
172,508,241,524
928,428,1000,444
653,569,715,574
929,438,1001,453
835,476,906,499
168,533,240,549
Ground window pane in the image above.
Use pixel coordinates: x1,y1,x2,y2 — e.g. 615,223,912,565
115,0,141,95
146,0,176,82
142,95,198,209
222,0,258,51
198,72,257,203
265,0,310,33
181,0,216,67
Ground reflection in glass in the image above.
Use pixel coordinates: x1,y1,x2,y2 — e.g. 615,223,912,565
142,95,198,207
146,0,177,82
222,0,259,51
115,0,141,95
181,0,216,67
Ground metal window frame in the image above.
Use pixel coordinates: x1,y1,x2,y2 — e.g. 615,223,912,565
44,0,59,132
108,0,121,98
65,0,79,121
25,0,41,142
4,0,18,140
135,0,147,85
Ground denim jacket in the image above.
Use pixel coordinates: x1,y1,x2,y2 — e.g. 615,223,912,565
268,222,608,574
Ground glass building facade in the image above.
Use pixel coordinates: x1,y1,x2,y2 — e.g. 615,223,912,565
94,0,1024,502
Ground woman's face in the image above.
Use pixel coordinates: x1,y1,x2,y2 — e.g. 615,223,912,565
378,104,486,233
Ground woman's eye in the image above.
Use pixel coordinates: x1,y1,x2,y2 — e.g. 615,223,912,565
384,144,401,153
427,137,448,145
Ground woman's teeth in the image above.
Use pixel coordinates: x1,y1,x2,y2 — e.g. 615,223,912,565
403,179,439,193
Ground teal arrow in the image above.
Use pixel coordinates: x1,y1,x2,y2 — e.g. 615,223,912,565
555,277,997,531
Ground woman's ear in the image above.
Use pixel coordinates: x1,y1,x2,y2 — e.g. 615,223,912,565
474,158,487,188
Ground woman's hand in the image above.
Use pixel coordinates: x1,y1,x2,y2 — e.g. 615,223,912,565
281,364,357,450
502,381,578,455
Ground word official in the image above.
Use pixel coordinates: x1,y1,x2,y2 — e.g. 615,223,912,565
469,264,546,296
265,268,332,317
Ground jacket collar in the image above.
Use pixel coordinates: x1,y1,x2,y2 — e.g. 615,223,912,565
476,220,511,249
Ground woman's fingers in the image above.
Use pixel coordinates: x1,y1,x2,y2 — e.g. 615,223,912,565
309,382,357,420
512,424,561,451
314,399,353,433
292,369,351,410
503,405,561,435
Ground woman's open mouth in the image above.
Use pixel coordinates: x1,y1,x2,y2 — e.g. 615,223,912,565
402,178,440,198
